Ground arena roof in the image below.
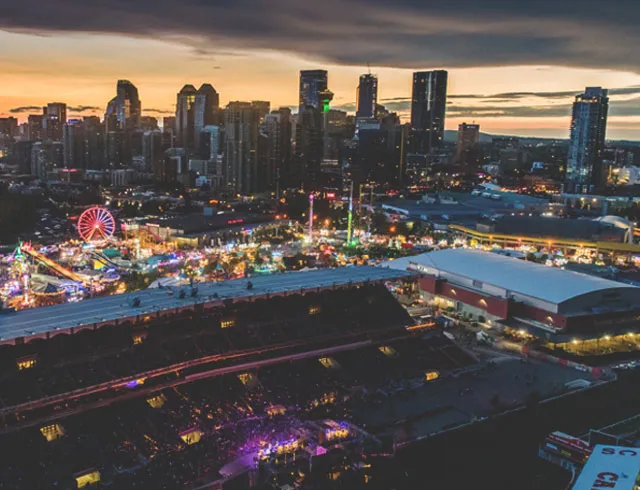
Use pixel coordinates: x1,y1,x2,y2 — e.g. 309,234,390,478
383,248,640,305
0,266,414,344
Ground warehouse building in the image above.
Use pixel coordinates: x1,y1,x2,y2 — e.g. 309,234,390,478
385,249,640,341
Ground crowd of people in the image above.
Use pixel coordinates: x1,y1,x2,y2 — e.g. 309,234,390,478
0,284,413,408
0,283,477,489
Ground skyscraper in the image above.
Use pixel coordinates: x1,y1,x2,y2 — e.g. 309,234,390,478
0,117,18,138
455,122,480,164
193,84,220,150
565,87,609,194
83,116,105,170
175,84,198,149
63,120,86,170
410,70,448,154
264,107,292,191
116,80,141,131
224,101,260,194
27,115,44,141
44,103,67,141
295,106,324,189
142,131,163,174
356,74,378,119
251,101,271,124
140,116,158,131
299,70,328,112
30,141,64,179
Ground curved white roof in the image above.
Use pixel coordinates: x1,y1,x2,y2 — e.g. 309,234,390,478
385,248,639,305
594,215,633,229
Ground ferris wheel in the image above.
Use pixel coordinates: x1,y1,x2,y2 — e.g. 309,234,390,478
77,206,116,242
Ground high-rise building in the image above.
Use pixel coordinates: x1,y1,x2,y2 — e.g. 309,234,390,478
299,70,328,112
30,141,64,179
565,87,609,194
27,115,44,141
295,106,324,189
224,102,260,194
63,120,86,170
199,125,221,161
410,70,448,154
455,122,480,164
353,122,407,186
106,130,130,169
0,117,18,138
140,116,158,131
162,116,176,131
9,140,34,174
104,98,118,133
356,74,378,119
115,80,141,131
82,116,104,170
264,107,292,191
142,131,163,174
251,101,271,124
194,84,220,150
44,103,67,141
175,85,198,149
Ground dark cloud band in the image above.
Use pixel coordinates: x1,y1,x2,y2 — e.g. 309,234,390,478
0,0,638,71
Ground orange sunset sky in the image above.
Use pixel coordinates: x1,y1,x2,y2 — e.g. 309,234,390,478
2,19,640,140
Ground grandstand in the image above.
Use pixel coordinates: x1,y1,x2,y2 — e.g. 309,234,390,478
0,265,486,489
0,265,413,345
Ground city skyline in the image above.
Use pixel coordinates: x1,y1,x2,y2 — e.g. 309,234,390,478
1,21,640,140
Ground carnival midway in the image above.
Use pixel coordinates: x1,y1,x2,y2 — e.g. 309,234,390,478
0,191,432,312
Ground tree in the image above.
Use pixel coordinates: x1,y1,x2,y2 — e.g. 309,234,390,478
0,184,40,244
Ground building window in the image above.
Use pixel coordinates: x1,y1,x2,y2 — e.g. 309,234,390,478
40,424,65,442
75,470,100,488
309,305,321,315
425,371,440,382
221,318,236,329
146,394,167,409
17,356,37,370
472,280,484,288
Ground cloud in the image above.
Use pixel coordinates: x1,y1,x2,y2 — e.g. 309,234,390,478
68,105,101,112
0,1,639,72
374,85,640,118
9,106,42,113
375,90,640,119
144,108,174,115
333,102,356,112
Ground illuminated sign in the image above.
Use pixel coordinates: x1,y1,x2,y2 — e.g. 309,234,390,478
572,445,640,490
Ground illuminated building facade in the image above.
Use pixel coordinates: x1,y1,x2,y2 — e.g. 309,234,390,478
410,70,448,155
356,74,378,119
224,101,261,193
175,84,198,149
565,87,609,194
299,70,328,112
455,122,480,164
